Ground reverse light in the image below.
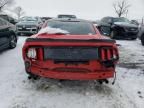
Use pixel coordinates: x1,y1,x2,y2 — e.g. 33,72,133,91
27,48,37,59
113,54,117,59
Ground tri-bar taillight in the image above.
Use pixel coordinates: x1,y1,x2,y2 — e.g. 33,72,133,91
100,47,119,61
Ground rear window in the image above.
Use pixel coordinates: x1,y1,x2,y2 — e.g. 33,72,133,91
58,15,76,18
47,21,96,35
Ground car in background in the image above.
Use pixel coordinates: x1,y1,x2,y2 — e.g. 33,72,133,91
0,18,17,51
138,24,144,45
57,14,77,19
22,18,119,84
0,14,17,25
16,16,43,35
97,17,139,40
41,17,53,23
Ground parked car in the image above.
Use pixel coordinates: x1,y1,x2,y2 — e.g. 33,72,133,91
22,18,119,84
0,18,17,51
97,17,139,40
16,16,43,35
57,14,77,19
0,14,17,25
138,24,144,45
41,17,53,22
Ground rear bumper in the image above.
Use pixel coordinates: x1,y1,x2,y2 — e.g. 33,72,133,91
23,40,118,80
26,65,114,80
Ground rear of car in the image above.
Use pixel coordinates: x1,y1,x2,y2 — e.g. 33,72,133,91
22,19,119,81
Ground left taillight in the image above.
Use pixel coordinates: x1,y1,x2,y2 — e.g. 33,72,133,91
27,48,37,59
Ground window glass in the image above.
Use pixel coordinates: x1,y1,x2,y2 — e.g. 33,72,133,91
113,17,130,23
47,21,96,35
0,18,7,26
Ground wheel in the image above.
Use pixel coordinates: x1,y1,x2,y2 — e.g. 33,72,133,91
110,30,116,39
9,34,17,49
141,34,144,46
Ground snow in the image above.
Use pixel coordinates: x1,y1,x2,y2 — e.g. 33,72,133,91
38,27,69,35
0,37,144,108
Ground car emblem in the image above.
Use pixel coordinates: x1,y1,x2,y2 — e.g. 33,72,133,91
23,25,25,28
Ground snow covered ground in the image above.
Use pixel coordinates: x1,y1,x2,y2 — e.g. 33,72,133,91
0,37,144,108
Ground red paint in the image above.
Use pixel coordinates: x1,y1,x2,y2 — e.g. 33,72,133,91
22,25,119,80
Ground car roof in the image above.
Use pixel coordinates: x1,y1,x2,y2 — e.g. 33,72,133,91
104,16,127,19
0,17,8,22
48,18,92,23
58,14,76,16
0,12,8,15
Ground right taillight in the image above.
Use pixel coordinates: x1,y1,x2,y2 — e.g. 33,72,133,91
100,47,119,68
27,48,37,59
100,47,119,61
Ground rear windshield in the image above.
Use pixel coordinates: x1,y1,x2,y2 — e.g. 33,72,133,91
47,21,96,35
58,15,76,18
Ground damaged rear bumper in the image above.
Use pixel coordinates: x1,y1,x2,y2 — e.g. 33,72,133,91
25,64,115,80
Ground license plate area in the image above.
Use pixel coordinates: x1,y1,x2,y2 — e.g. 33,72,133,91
44,46,99,61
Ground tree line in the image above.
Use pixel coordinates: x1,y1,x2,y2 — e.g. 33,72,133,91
0,0,132,19
0,0,25,19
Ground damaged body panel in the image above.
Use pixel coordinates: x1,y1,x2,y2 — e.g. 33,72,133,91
22,18,119,81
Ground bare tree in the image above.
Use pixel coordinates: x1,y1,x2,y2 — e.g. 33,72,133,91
13,6,25,20
113,0,131,17
0,0,15,12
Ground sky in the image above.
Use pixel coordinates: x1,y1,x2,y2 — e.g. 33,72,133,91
14,0,144,20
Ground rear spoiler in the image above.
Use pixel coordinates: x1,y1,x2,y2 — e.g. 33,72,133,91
26,38,116,43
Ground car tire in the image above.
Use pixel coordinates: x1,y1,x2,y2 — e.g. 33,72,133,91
110,31,116,39
9,34,17,49
141,34,144,46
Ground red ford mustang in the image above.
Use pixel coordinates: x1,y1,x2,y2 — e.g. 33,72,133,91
22,18,119,83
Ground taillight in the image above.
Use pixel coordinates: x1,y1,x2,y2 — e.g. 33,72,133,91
100,47,119,61
100,47,119,68
27,48,37,59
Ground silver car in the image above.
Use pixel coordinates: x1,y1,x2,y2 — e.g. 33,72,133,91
16,16,43,35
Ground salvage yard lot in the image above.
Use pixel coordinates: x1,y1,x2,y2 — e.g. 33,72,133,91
0,37,144,108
